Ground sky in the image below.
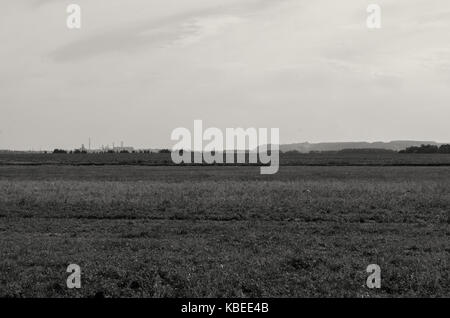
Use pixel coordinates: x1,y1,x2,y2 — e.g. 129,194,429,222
1,0,450,150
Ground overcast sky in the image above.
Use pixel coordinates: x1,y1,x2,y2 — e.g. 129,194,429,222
1,0,449,150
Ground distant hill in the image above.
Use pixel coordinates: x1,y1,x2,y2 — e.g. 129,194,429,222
279,141,441,153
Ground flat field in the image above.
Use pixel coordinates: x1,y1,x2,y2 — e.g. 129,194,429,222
0,165,448,297
2,152,450,166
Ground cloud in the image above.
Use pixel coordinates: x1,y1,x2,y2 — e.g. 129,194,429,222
49,0,284,62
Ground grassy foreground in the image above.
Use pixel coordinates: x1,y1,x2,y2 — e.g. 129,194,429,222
0,166,448,297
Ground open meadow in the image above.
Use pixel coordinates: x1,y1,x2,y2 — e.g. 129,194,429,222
2,152,450,166
0,162,448,297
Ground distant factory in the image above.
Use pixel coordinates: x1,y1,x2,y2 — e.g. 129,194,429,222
76,140,135,153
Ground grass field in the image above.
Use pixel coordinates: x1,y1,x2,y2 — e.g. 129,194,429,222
0,164,448,297
2,152,450,166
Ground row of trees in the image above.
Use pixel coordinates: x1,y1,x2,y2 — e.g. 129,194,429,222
399,144,450,154
50,145,450,155
52,149,170,154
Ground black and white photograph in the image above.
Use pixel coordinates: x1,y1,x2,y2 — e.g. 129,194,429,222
0,0,448,306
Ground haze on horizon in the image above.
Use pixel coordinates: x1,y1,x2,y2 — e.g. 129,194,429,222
1,0,450,150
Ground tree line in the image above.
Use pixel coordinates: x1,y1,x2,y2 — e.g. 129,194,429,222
52,149,169,154
399,144,450,154
51,145,450,154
